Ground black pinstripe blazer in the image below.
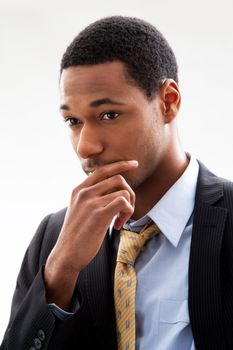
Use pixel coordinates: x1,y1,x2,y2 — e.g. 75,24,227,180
1,161,233,350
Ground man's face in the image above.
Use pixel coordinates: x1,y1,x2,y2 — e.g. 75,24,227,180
60,61,168,190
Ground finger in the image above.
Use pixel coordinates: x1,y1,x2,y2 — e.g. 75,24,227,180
81,174,135,207
94,189,131,208
80,160,138,188
103,196,134,230
114,213,129,231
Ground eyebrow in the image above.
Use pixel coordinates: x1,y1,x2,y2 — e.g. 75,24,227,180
89,98,127,107
60,98,127,111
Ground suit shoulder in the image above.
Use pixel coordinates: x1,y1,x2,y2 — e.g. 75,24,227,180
45,206,68,233
221,178,233,206
217,175,233,194
212,175,233,211
196,161,233,205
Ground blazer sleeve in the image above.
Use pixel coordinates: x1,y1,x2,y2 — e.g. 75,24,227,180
0,213,58,350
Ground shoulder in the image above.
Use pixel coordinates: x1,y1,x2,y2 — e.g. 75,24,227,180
198,161,233,185
197,160,233,207
43,207,68,233
27,207,68,266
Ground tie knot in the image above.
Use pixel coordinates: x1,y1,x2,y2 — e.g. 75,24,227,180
117,220,160,266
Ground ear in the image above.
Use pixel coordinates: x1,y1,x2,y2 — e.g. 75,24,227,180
158,79,181,123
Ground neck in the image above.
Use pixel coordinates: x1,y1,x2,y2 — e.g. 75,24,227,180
132,150,189,220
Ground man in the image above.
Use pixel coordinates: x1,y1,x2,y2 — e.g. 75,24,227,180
1,16,233,350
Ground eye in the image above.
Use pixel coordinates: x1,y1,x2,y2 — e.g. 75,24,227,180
64,117,81,126
101,112,119,120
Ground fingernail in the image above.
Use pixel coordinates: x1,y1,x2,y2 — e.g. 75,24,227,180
127,160,138,166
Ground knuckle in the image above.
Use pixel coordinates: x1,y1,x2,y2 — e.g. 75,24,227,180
114,174,125,185
131,191,136,201
71,187,78,196
71,184,82,197
121,189,130,199
77,188,89,200
118,196,128,205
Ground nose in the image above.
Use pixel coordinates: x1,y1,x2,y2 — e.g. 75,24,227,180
76,123,104,159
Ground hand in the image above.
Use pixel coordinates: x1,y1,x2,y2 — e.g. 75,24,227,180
44,160,138,309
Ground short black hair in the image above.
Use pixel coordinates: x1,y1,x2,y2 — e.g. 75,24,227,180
61,16,178,100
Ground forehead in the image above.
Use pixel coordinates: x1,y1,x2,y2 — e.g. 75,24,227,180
59,61,145,102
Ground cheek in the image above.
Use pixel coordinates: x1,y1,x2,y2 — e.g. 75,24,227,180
126,127,163,182
137,124,162,156
113,120,161,164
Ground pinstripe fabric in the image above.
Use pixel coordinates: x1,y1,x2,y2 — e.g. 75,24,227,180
114,220,160,350
3,163,233,350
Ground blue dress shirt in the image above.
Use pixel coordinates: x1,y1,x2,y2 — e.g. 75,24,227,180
116,155,199,350
49,155,199,350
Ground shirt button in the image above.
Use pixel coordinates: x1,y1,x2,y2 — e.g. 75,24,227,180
34,338,42,349
38,329,46,341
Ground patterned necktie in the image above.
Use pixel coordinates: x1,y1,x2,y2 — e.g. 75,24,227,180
114,220,160,350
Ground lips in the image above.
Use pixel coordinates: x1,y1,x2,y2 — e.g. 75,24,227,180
82,160,120,175
83,168,96,176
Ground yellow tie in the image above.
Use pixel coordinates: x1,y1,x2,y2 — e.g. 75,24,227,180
114,220,160,350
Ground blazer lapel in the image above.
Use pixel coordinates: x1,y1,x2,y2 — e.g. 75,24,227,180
77,233,117,350
189,162,228,349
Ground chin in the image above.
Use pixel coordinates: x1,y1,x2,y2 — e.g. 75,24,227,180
123,173,143,191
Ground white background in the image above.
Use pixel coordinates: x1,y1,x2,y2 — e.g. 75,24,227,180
0,0,232,340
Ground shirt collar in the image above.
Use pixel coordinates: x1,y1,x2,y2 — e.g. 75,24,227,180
110,155,199,247
147,155,199,246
